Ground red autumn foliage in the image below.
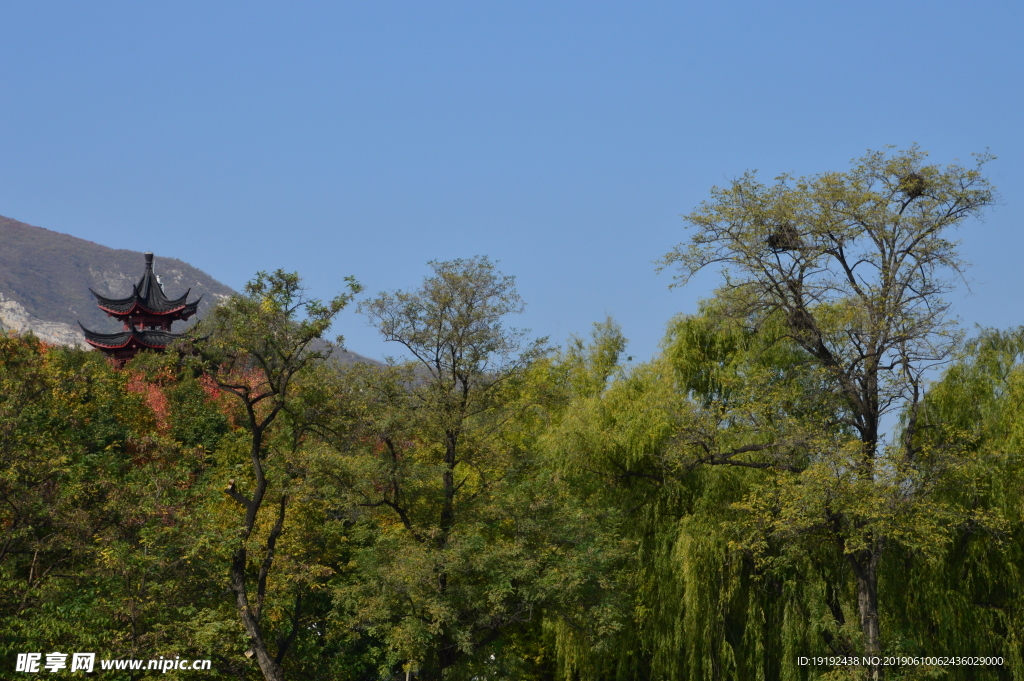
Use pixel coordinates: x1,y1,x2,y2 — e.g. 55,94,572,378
125,372,171,433
198,372,220,401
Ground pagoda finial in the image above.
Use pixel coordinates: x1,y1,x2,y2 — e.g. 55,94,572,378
144,252,154,268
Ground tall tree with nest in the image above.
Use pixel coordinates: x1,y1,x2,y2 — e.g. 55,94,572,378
659,147,995,678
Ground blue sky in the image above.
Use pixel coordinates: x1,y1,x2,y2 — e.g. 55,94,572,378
1,2,1021,362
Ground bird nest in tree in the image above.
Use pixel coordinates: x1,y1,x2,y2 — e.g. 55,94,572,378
898,172,927,199
786,306,820,343
766,222,802,252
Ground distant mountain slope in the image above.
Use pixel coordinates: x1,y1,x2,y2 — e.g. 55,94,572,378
0,215,234,346
0,214,376,364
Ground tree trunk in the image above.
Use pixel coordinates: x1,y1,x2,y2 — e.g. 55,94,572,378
848,548,882,681
439,429,458,546
231,548,285,681
437,637,458,680
225,424,288,681
416,635,458,681
421,431,461,680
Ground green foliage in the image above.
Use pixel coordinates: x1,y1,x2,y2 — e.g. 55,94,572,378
652,148,1001,678
333,257,608,680
883,329,1024,674
0,334,238,678
166,376,229,451
537,149,1010,681
181,269,362,681
4,178,1024,681
543,314,1024,680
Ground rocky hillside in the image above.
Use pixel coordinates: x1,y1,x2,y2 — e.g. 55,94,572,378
0,214,375,364
0,215,234,347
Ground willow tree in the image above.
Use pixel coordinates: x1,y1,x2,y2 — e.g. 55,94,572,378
660,148,995,678
884,328,1024,674
547,307,840,680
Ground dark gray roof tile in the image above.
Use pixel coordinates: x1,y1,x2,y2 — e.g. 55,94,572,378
89,253,199,318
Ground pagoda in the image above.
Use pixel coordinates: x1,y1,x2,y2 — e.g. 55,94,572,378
80,252,201,362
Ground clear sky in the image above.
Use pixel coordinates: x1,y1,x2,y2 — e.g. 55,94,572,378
1,2,1021,362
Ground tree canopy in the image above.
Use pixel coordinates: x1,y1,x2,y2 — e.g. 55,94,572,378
2,149,1020,681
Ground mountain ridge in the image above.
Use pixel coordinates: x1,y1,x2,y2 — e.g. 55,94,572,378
0,214,376,364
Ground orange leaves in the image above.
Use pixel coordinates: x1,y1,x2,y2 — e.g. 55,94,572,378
125,372,171,434
197,372,220,401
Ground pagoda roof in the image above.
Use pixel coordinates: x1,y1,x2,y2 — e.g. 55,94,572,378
90,253,201,319
78,323,182,351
